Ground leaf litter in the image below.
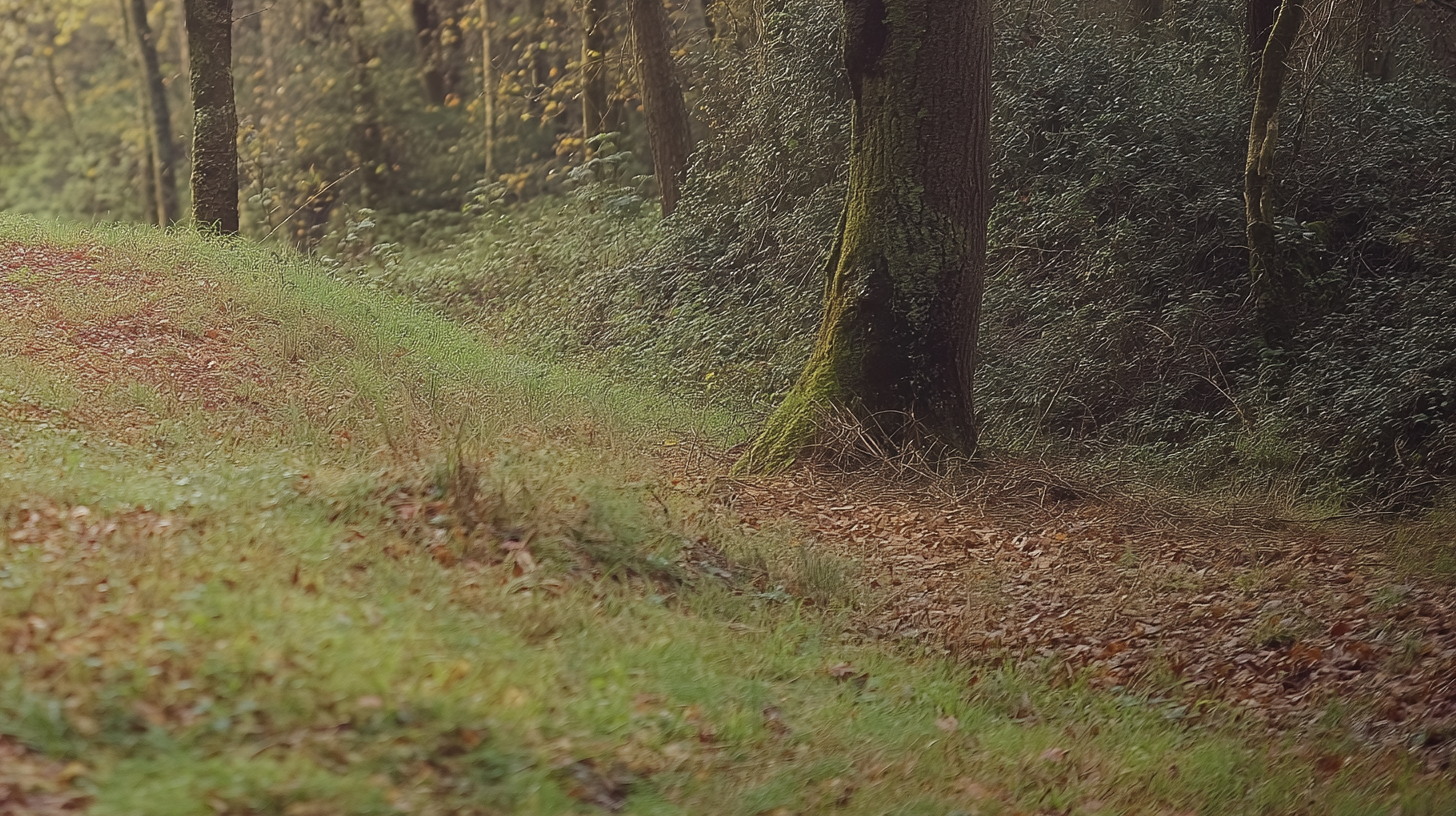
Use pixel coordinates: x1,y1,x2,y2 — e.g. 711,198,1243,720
0,240,322,439
710,460,1456,764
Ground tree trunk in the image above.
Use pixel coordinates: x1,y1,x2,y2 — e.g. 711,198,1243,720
335,0,390,206
126,0,180,225
1355,0,1387,79
1244,0,1303,349
120,0,159,225
136,105,161,226
582,0,617,151
413,0,468,104
173,0,193,108
184,0,239,234
480,0,497,179
735,0,992,473
1244,0,1279,89
626,0,693,216
413,0,448,104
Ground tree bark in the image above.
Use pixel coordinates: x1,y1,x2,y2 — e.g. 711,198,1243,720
581,0,617,151
184,0,239,234
120,0,159,225
126,0,180,225
173,0,193,108
1244,0,1279,89
1355,0,1387,79
413,0,468,104
480,0,497,179
736,0,991,473
626,0,693,216
335,0,390,206
1244,0,1303,349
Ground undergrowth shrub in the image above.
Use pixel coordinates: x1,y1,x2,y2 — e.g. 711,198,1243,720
980,7,1456,502
385,0,844,412
383,1,1456,505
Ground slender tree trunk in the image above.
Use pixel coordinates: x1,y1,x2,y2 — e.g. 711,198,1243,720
136,103,161,225
1245,0,1303,349
413,0,448,104
627,0,693,216
412,0,467,104
480,0,497,179
1355,0,1386,79
120,0,159,225
336,0,390,206
173,0,192,108
582,0,616,153
184,0,238,234
43,49,81,144
736,0,992,473
1244,0,1279,89
126,0,180,225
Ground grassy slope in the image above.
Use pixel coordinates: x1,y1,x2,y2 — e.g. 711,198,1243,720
0,215,1450,815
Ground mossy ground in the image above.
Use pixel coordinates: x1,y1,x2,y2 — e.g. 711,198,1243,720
1,215,1452,814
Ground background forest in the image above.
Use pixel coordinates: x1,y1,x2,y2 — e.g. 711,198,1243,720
3,0,1456,508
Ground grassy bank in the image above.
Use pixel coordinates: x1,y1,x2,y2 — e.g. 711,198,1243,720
1,215,1452,814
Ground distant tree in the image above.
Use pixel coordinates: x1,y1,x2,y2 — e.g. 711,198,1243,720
184,0,239,234
626,0,692,215
581,0,616,151
124,0,179,225
335,0,391,206
480,0,497,178
412,0,469,105
1244,0,1304,349
735,0,992,473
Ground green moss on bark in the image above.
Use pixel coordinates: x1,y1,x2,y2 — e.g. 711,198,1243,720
735,0,989,474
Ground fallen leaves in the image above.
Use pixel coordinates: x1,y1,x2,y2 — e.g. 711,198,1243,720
722,464,1456,750
557,759,634,812
0,241,330,442
0,737,90,815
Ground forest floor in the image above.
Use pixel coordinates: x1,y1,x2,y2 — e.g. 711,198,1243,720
704,458,1456,753
1,221,1454,815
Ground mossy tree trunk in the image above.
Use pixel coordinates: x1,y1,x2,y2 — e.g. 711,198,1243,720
1244,0,1303,350
184,0,239,234
626,0,692,216
126,0,180,225
735,0,991,474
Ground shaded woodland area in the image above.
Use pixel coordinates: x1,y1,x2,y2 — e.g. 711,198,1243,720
3,0,1456,505
7,2,1456,811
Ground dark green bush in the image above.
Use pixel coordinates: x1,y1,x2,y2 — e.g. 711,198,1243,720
387,0,1456,505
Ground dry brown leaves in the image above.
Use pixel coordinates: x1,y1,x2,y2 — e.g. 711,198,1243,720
1,241,291,435
0,736,89,815
715,460,1456,754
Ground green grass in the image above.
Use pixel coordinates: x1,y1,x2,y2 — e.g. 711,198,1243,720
0,214,1452,815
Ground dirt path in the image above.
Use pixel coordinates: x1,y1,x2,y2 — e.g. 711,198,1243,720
676,457,1456,763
